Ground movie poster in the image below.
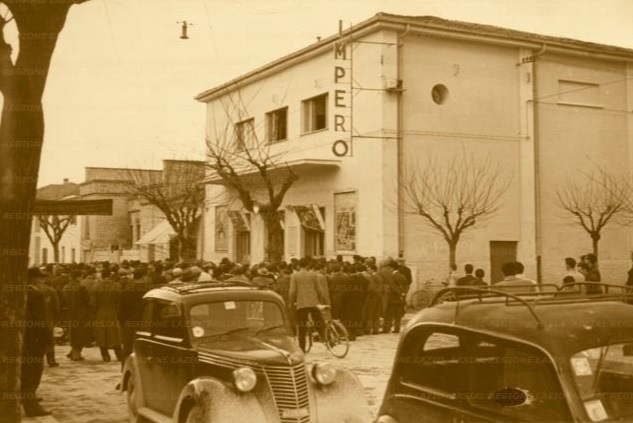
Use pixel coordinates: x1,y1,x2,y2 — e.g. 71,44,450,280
334,192,356,251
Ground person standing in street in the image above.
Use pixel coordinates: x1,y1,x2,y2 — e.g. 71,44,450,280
21,268,53,417
63,269,93,361
494,262,537,293
118,267,152,363
382,261,409,334
456,264,477,286
93,268,123,362
327,263,349,320
34,271,60,367
274,266,296,335
397,258,412,285
343,263,369,340
289,258,328,352
362,263,383,335
584,253,603,294
563,257,585,284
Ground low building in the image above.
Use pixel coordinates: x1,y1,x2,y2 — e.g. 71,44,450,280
197,13,633,284
30,179,82,266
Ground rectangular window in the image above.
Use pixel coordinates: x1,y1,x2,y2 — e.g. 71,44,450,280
61,246,66,263
42,248,48,264
215,205,229,252
266,108,288,143
234,118,255,150
302,93,328,133
34,218,40,233
558,80,600,106
83,216,90,238
334,192,356,252
71,248,76,263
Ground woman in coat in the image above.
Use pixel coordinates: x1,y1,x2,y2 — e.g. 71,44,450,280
92,269,123,362
62,269,94,361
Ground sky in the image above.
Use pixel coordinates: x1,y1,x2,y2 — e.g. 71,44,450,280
25,0,633,186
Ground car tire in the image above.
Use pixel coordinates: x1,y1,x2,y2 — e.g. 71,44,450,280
126,372,149,423
185,404,204,423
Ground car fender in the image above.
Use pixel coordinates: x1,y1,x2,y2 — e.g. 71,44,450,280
311,366,370,423
173,377,277,423
121,354,141,396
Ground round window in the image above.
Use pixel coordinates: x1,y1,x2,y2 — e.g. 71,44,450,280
431,84,449,105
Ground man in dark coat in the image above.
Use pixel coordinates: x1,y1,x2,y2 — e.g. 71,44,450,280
342,263,369,340
362,264,383,335
22,268,53,416
273,267,295,335
327,263,350,320
93,269,123,362
119,267,152,363
63,269,94,360
382,261,409,333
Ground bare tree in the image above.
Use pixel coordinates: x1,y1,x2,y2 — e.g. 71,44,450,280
401,152,511,270
556,167,632,261
38,215,74,263
205,91,298,263
126,162,206,262
0,2,91,420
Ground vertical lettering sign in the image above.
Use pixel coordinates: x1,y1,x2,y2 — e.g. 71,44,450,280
332,41,351,157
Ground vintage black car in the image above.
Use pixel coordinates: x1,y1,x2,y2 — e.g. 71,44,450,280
377,285,633,423
121,281,369,423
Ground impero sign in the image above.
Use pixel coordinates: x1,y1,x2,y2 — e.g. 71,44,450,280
333,41,350,156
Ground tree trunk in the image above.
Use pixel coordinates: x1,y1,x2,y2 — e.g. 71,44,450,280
0,5,74,420
52,241,60,263
591,232,601,265
448,240,458,270
177,235,197,262
264,213,283,264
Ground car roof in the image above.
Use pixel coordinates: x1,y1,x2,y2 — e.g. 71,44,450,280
143,281,283,304
406,286,633,356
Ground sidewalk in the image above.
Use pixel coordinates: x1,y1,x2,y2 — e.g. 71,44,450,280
23,346,127,423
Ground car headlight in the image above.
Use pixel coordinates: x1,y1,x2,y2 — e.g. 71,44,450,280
311,363,337,385
233,367,257,392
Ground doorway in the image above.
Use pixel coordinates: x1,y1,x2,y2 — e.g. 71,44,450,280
235,231,251,264
490,241,517,284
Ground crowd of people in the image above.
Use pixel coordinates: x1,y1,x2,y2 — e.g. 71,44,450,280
20,254,412,415
20,250,614,416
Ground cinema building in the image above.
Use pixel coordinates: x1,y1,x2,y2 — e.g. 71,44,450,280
197,13,633,283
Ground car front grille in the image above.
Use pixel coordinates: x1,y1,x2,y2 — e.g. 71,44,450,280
197,352,311,423
263,364,310,423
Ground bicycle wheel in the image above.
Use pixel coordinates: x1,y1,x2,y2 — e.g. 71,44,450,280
325,320,349,358
304,322,313,353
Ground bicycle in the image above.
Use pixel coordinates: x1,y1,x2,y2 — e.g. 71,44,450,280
303,305,350,358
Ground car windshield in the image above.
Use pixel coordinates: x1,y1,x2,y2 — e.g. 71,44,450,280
571,342,633,422
188,300,288,340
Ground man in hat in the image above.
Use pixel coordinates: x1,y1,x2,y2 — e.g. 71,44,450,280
21,268,53,416
252,266,275,289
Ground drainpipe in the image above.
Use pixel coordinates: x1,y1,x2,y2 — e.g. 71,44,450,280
396,24,410,259
532,44,546,283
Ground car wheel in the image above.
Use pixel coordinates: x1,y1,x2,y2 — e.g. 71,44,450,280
126,372,148,423
185,404,204,423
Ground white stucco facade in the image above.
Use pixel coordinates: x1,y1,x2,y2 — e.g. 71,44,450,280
197,13,633,284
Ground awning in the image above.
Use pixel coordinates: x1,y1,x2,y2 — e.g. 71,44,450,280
135,220,176,245
207,158,340,185
33,199,113,216
291,204,325,231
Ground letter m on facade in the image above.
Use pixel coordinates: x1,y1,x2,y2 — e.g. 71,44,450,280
334,42,347,60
